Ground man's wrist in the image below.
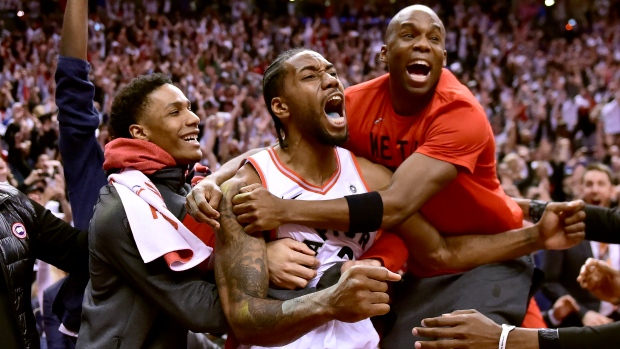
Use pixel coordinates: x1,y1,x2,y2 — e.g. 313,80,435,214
529,200,548,223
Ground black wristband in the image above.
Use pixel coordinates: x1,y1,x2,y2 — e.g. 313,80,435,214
538,328,561,349
529,200,548,223
345,191,383,233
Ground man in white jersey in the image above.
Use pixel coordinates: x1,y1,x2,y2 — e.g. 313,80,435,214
215,49,399,348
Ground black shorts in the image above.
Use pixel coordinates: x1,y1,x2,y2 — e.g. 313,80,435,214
379,256,535,348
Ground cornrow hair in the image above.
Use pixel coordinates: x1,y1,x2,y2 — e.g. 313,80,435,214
262,47,308,149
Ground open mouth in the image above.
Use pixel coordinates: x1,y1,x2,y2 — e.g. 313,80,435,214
324,94,345,126
181,133,200,145
406,60,432,82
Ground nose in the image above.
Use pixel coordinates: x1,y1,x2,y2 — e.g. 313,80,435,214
187,109,200,126
413,36,431,53
322,72,339,90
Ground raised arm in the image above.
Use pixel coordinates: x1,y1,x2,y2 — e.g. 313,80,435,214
60,0,87,59
56,0,106,230
214,164,400,345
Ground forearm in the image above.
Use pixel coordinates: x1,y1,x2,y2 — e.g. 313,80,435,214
438,225,542,272
558,322,620,349
60,0,88,60
584,205,620,244
216,180,332,345
507,328,540,349
58,196,73,223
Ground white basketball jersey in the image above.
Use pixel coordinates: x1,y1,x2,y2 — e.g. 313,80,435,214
241,146,380,349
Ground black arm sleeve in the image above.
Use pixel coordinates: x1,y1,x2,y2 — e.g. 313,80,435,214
584,205,620,244
30,199,89,275
557,322,620,349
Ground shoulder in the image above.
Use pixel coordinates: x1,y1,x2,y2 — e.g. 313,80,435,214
345,74,389,101
353,155,393,191
90,185,130,242
433,69,486,121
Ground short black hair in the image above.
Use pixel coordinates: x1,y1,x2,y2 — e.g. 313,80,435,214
109,73,172,139
262,47,308,148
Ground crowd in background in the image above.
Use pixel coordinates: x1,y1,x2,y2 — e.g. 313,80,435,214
1,0,620,343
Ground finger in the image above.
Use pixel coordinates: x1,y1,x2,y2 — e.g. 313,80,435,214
193,190,220,219
184,202,210,223
232,203,253,215
236,213,257,225
361,278,389,293
368,291,390,305
244,223,261,234
289,252,321,269
421,315,464,328
232,192,252,205
207,190,223,217
548,200,585,214
287,263,318,280
366,303,391,317
565,231,585,241
350,265,401,282
239,183,263,193
413,327,459,339
286,239,319,256
280,276,310,289
564,211,586,225
563,222,586,234
449,309,479,316
415,339,464,349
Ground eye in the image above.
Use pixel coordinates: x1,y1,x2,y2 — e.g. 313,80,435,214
430,36,440,41
303,75,315,80
329,71,337,77
402,33,414,39
169,110,179,115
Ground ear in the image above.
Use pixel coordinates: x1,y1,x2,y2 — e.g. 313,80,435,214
271,97,290,121
443,50,447,67
129,124,149,141
379,45,388,63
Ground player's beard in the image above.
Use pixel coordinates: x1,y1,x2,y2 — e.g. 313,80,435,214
302,115,348,147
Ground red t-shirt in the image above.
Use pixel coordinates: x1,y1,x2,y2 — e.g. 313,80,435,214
345,70,523,239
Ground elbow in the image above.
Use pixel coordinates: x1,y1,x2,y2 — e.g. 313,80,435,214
382,199,411,229
413,249,454,276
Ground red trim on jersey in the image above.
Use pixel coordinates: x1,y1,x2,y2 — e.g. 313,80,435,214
266,147,341,195
246,157,268,190
349,152,371,192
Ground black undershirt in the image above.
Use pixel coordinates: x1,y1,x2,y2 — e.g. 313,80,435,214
0,273,22,349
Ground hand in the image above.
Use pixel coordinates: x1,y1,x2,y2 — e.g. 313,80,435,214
578,258,620,304
341,259,382,273
551,295,579,323
536,200,586,250
582,310,613,326
232,184,286,233
266,238,319,290
23,169,45,187
413,310,501,349
185,177,222,228
326,265,401,323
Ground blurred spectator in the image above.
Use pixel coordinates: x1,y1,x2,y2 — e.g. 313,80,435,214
540,164,620,327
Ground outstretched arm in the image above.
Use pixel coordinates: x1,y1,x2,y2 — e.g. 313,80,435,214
233,157,585,275
56,0,106,230
215,164,400,345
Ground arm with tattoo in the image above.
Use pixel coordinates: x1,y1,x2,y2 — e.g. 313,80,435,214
215,165,400,346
